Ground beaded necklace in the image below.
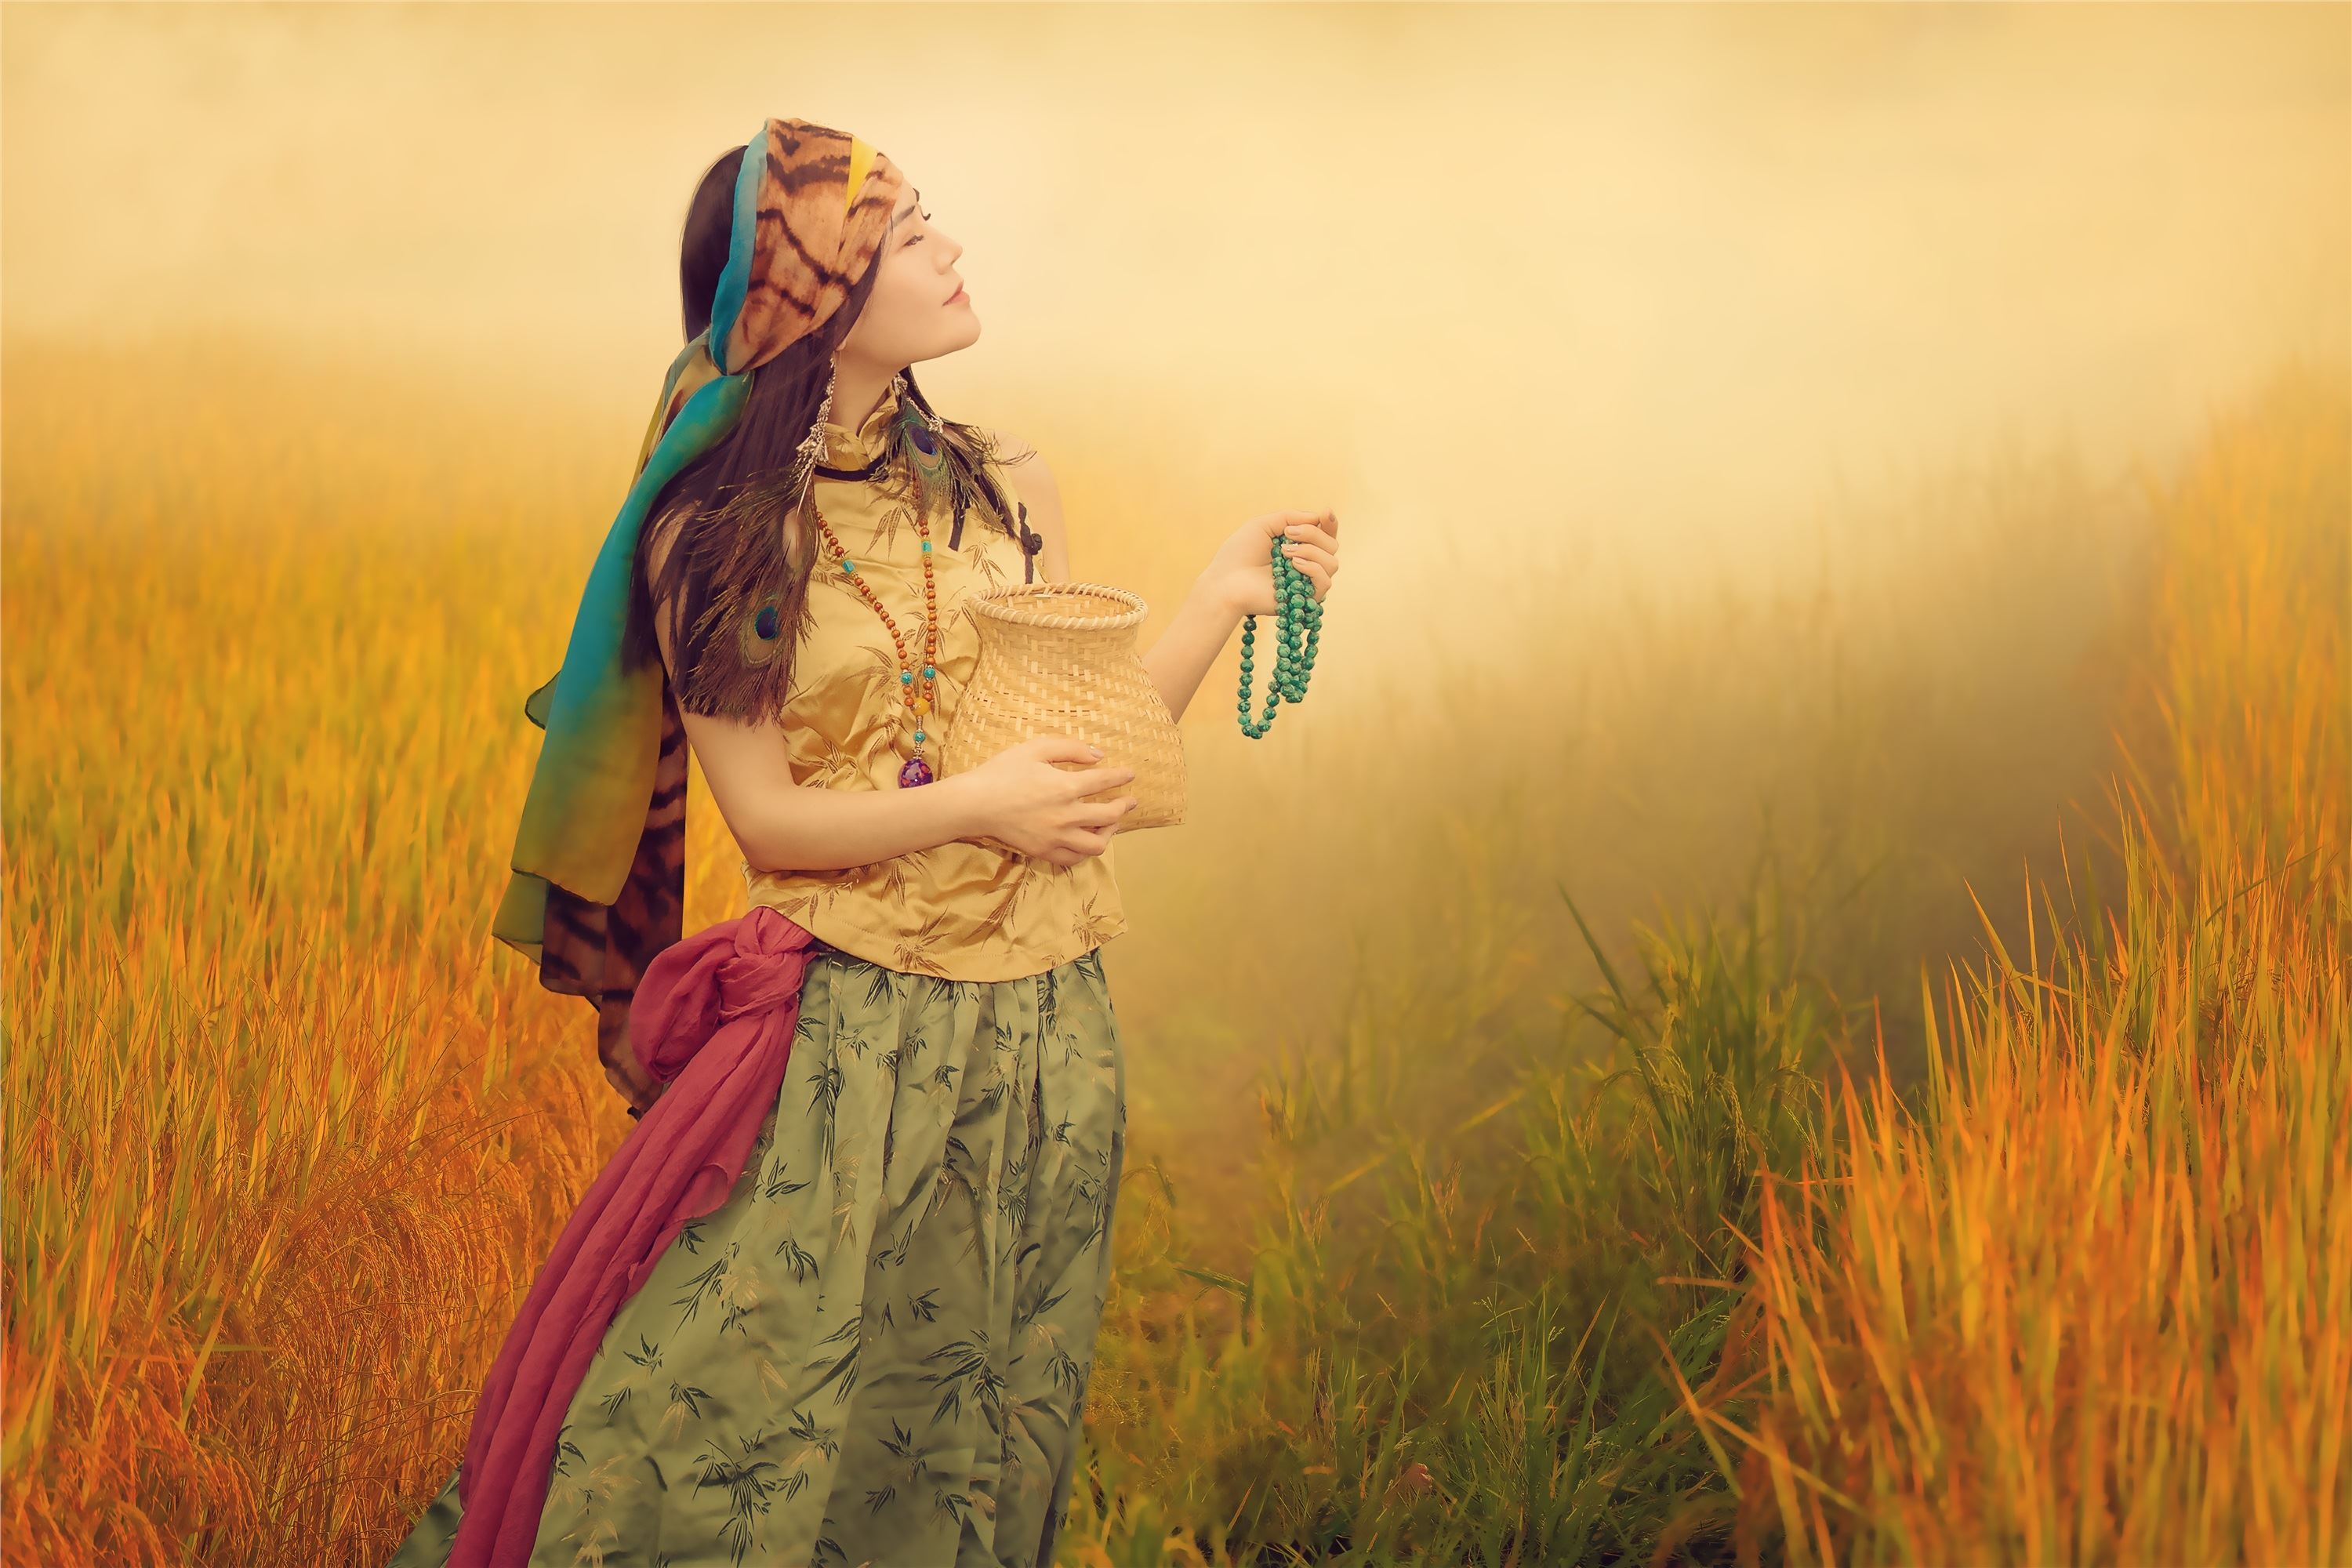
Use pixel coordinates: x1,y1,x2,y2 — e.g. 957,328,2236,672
809,496,942,787
807,377,949,788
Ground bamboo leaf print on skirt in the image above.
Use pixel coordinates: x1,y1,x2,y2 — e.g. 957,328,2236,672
387,942,1127,1568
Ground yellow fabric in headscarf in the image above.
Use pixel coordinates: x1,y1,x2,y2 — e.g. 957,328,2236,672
739,385,1127,979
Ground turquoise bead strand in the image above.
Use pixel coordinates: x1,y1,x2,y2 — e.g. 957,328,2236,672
1237,532,1322,738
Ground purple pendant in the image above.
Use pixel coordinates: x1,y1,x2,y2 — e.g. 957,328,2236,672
898,753,935,787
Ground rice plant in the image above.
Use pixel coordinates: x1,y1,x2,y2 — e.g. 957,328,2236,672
5,336,2338,1566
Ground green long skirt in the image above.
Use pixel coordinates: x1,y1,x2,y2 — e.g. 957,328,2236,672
390,939,1127,1568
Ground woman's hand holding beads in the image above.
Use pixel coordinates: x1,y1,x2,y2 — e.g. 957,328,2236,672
1203,509,1340,619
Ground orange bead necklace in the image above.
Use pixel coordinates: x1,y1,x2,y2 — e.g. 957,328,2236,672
808,497,942,787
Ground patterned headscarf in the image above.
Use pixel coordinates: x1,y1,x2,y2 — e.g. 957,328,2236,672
489,118,907,1112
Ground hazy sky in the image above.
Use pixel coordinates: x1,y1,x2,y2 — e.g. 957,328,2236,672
6,2,2346,597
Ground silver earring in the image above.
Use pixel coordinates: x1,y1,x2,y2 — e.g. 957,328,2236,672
793,365,838,471
785,365,838,503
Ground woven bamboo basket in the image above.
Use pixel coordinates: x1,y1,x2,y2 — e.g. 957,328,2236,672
936,582,1187,831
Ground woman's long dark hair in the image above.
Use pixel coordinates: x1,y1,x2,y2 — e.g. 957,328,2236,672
626,145,1027,722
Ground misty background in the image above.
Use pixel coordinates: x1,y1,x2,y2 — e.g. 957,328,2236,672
9,4,2343,576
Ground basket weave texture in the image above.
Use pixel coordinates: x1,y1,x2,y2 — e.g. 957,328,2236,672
936,582,1188,830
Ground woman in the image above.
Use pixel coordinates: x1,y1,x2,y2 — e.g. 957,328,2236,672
388,119,1339,1568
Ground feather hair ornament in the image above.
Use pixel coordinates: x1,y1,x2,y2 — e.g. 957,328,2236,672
848,383,1028,561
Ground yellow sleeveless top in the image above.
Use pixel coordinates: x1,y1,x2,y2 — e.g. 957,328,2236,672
736,384,1128,979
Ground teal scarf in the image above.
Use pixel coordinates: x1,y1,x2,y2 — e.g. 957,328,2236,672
490,118,905,1109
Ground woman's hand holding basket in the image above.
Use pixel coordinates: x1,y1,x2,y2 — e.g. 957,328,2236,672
947,734,1139,867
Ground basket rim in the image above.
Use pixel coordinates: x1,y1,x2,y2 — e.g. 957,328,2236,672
964,580,1148,630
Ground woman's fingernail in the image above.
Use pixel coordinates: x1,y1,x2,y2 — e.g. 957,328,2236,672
1089,745,1105,757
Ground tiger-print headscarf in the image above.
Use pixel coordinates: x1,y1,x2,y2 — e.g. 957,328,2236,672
489,118,906,1114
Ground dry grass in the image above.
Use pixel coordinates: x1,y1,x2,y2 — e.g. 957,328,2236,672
1690,364,2350,1566
4,330,2339,1565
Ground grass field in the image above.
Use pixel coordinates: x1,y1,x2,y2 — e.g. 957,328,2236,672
4,336,2343,1565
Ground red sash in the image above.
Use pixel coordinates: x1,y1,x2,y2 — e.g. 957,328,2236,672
448,905,819,1566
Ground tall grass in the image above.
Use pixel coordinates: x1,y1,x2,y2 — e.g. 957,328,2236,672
1050,363,2347,1565
4,331,2334,1565
1688,363,2350,1564
1054,809,1860,1563
1,337,669,1563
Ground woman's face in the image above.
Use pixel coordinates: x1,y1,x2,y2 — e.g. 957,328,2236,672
840,183,979,371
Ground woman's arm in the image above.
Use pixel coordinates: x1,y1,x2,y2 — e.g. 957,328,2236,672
644,509,993,873
681,713,992,873
1136,580,1246,724
993,433,1243,724
992,433,1336,725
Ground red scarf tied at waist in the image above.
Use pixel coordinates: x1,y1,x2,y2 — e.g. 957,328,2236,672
447,904,821,1568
